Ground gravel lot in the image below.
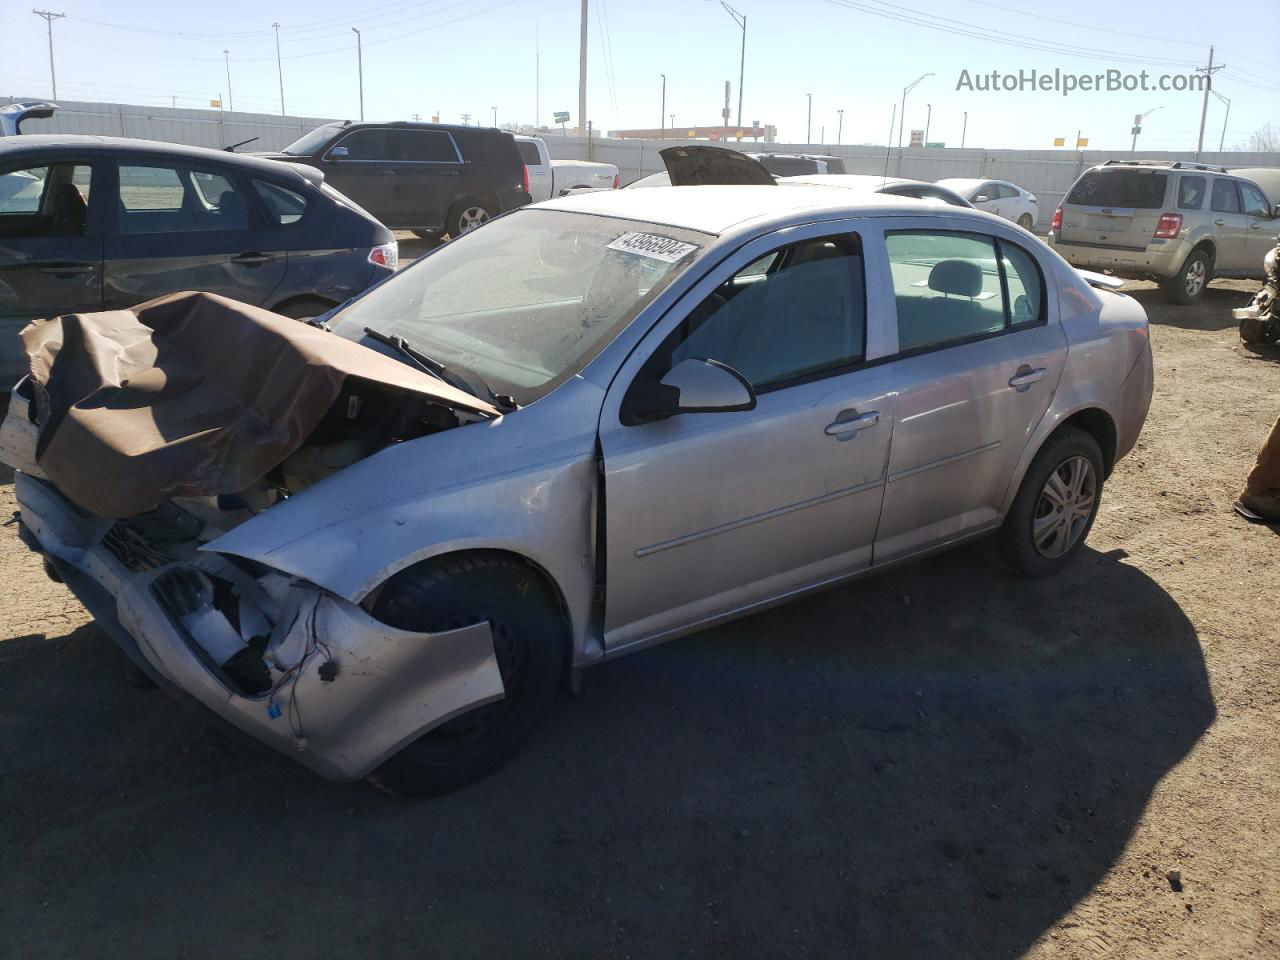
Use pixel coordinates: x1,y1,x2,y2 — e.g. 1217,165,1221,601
1,280,1277,959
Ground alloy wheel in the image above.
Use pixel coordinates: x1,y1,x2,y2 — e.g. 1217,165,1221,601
1184,258,1207,297
458,206,490,232
1032,455,1097,559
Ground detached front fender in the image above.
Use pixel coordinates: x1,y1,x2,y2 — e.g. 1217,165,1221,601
205,378,604,665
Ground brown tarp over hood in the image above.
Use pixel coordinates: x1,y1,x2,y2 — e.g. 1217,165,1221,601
22,291,498,519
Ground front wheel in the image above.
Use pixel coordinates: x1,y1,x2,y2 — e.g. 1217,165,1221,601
367,554,566,796
446,199,495,238
998,426,1104,578
1017,213,1034,230
1162,248,1212,304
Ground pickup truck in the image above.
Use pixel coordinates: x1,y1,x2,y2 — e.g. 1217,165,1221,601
515,135,618,202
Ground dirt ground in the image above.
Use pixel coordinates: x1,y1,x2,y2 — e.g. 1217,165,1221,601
1,280,1277,960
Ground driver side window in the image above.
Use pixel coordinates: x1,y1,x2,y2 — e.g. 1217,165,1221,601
661,234,866,392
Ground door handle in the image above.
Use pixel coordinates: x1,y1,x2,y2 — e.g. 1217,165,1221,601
374,169,397,176
1249,222,1261,229
1214,218,1226,226
38,262,95,274
1009,366,1047,391
232,252,274,266
825,409,879,439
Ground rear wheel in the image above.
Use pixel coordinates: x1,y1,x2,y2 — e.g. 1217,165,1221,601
445,199,494,238
411,229,441,242
998,426,1104,578
367,554,566,796
1162,248,1212,304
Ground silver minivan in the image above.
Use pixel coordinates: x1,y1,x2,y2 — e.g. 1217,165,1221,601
1049,160,1280,303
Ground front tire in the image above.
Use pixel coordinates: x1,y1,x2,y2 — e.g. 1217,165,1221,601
998,426,1104,578
445,199,495,238
368,554,566,796
1017,213,1034,230
1162,248,1212,304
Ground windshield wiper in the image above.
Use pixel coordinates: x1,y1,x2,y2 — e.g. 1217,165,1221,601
362,327,518,412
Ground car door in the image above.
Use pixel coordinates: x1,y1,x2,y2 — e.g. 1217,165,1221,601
395,128,464,228
971,182,1001,216
597,223,898,652
1209,177,1250,271
319,128,401,226
871,223,1068,563
104,159,287,309
0,156,104,385
1238,180,1278,271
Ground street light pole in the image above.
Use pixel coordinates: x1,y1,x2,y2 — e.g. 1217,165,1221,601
897,72,933,151
924,103,931,144
837,108,843,145
32,10,65,100
1130,105,1162,152
351,28,364,122
1210,90,1231,152
223,50,234,112
717,2,746,129
961,111,967,148
272,22,285,116
492,106,498,127
660,74,666,139
806,93,812,145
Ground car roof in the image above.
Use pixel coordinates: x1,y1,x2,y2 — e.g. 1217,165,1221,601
540,183,983,234
0,134,318,183
781,173,912,189
936,177,987,190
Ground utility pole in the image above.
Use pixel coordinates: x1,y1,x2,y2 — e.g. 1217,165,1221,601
351,28,364,121
223,50,233,112
961,110,967,148
578,0,588,136
535,23,540,129
660,73,666,139
1194,45,1224,160
272,22,285,116
1208,90,1228,152
805,93,812,145
32,10,65,100
717,2,746,129
898,72,933,150
492,106,497,127
836,108,843,145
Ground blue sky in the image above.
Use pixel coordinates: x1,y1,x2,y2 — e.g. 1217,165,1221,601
1,0,1275,151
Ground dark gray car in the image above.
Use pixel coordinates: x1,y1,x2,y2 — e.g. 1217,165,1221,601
0,135,398,386
258,121,532,240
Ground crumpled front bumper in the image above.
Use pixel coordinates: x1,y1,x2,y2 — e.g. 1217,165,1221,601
14,472,505,782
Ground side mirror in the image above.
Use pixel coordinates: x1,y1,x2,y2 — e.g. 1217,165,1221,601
625,357,756,423
327,145,350,161
1272,203,1280,219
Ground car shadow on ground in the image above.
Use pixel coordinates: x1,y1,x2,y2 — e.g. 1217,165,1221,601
1125,284,1256,332
0,541,1212,960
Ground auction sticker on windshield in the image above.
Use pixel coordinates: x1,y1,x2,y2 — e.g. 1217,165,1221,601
607,232,699,263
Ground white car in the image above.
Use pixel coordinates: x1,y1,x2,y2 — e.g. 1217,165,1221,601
937,179,1039,230
515,135,618,202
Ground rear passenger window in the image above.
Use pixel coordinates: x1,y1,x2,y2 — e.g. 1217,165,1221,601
1210,179,1241,214
0,162,93,237
887,231,1042,352
1178,175,1206,210
393,130,458,163
118,164,249,234
665,234,866,390
254,180,308,225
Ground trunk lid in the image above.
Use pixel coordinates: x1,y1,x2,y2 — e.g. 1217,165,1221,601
1059,168,1170,250
660,145,775,186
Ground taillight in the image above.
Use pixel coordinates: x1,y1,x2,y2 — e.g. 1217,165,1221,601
522,164,530,195
612,173,620,189
1153,213,1183,239
368,241,398,271
1050,207,1063,232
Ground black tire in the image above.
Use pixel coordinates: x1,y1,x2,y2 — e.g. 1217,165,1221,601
1162,248,1212,304
367,553,566,796
998,426,1105,578
1239,315,1272,345
411,229,441,242
1017,213,1034,230
445,198,495,238
272,296,337,321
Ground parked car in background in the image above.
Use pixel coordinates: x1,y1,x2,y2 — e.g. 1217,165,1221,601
4,185,1152,794
1048,160,1280,303
937,178,1039,228
0,101,56,137
747,152,848,176
260,121,531,240
515,135,618,201
0,134,397,386
784,173,974,207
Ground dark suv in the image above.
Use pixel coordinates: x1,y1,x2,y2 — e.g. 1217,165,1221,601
0,135,398,386
262,122,531,240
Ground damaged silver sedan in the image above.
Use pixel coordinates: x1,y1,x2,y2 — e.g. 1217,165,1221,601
2,187,1153,794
